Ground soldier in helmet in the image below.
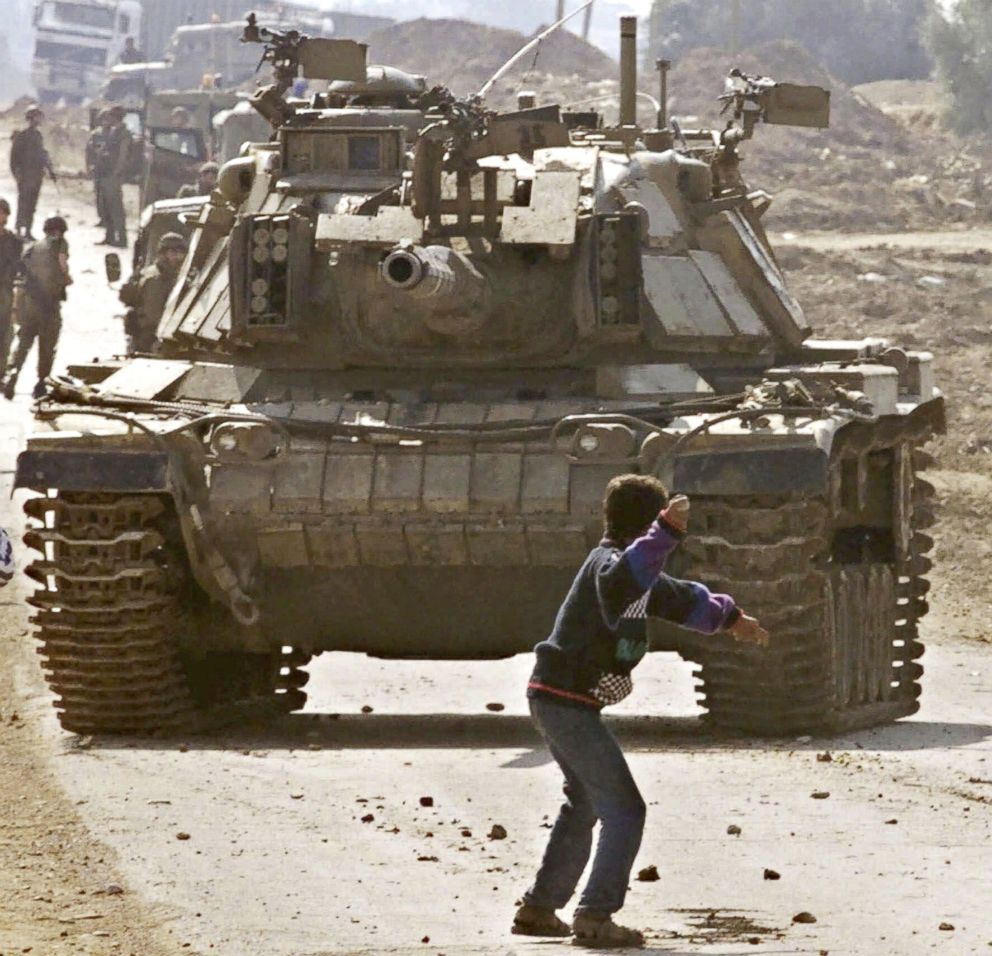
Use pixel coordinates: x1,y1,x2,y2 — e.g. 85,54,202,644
0,198,23,378
9,106,56,241
2,216,72,400
177,161,219,199
97,105,132,248
118,232,187,354
86,110,111,229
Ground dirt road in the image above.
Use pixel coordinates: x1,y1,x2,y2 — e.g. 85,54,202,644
1,146,991,956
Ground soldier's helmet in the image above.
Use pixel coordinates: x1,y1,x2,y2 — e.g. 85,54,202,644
43,216,68,236
157,232,188,254
25,105,44,120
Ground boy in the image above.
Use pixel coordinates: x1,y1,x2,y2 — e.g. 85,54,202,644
514,474,768,948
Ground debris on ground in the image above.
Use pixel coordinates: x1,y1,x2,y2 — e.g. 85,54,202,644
636,865,660,882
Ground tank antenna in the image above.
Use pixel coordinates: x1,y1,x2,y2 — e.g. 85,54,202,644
476,0,594,100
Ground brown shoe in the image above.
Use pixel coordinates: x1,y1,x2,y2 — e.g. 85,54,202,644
571,911,645,948
511,903,571,937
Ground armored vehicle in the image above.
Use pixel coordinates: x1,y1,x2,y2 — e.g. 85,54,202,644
17,16,943,737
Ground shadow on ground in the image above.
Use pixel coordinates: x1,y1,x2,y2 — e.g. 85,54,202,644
75,711,992,757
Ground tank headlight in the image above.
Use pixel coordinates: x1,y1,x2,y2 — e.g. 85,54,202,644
210,423,279,461
578,433,600,454
215,430,239,453
572,423,637,460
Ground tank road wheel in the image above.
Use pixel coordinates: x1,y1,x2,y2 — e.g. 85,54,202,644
683,426,934,736
24,493,312,734
24,493,196,734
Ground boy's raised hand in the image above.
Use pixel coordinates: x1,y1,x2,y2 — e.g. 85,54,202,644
729,613,769,647
661,494,690,533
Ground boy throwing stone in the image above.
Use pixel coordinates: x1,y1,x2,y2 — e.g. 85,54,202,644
514,474,768,948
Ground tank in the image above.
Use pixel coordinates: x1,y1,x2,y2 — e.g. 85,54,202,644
16,16,944,737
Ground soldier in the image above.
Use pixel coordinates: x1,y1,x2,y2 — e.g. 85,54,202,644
2,216,72,400
0,198,23,379
118,232,187,354
9,106,56,241
97,106,132,248
119,36,144,64
177,161,219,198
85,110,111,229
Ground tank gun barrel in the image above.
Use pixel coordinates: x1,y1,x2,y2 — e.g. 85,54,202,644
380,245,485,302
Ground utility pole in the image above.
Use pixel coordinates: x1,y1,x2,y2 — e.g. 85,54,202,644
730,0,741,55
556,1,566,22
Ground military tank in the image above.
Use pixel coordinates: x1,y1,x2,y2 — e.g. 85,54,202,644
16,14,944,737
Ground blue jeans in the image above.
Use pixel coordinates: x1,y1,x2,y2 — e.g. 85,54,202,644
523,696,646,915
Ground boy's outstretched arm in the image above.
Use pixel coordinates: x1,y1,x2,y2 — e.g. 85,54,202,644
647,575,769,646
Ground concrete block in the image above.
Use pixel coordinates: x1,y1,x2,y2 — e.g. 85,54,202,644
466,525,528,566
470,453,522,513
423,455,471,514
526,527,588,567
323,454,373,514
273,453,326,514
306,524,360,567
373,452,424,512
356,527,409,565
406,525,469,565
209,464,272,515
521,455,570,513
257,524,309,567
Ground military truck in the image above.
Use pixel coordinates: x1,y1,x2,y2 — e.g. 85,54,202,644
17,16,943,737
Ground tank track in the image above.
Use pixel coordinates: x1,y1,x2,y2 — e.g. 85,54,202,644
25,494,196,734
683,428,934,736
24,493,310,734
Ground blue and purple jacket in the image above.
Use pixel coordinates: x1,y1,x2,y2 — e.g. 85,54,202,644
527,515,740,709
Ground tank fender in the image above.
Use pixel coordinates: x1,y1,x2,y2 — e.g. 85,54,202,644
670,416,842,496
15,449,171,493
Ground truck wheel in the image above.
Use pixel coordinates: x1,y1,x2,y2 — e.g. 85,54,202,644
685,429,933,736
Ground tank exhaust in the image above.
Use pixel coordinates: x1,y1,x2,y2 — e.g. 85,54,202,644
619,16,637,126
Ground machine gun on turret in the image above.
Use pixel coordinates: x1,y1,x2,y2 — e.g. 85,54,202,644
240,12,367,127
719,67,831,140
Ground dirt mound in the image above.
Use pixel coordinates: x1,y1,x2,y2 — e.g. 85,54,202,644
365,17,616,105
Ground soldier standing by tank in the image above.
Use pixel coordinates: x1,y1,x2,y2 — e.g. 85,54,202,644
0,198,23,379
85,111,110,229
9,106,56,241
119,36,144,64
98,106,132,248
118,232,187,354
2,216,71,400
177,162,219,199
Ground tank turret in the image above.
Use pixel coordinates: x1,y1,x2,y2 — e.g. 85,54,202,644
15,12,944,739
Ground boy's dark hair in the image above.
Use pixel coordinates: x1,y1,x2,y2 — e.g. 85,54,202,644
603,474,669,543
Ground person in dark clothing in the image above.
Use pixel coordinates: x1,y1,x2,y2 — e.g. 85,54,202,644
2,216,72,400
118,36,144,64
86,111,111,228
97,106,131,248
118,231,187,354
9,106,56,240
514,474,768,948
0,198,23,378
176,161,219,199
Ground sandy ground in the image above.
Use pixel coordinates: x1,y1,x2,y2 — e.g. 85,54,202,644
0,120,991,956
